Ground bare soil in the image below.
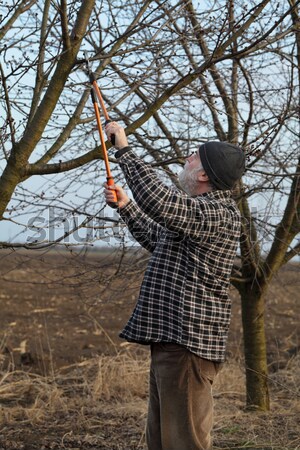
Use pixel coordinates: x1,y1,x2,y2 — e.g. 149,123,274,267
0,247,299,450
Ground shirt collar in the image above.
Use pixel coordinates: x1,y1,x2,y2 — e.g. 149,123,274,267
193,190,232,200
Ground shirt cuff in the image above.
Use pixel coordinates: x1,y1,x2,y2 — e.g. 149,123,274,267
115,146,133,159
118,199,138,217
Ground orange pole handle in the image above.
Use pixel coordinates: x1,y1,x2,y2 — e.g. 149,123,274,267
91,88,118,209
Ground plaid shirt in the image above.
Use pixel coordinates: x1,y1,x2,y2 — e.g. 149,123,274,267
117,148,241,362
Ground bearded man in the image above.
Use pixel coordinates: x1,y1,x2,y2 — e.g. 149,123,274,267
104,122,245,450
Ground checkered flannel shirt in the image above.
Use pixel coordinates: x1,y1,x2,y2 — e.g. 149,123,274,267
116,147,241,362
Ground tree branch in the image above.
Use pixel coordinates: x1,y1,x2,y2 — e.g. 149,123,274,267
60,0,71,50
0,62,15,148
27,0,51,125
263,155,300,278
0,0,37,41
282,241,300,265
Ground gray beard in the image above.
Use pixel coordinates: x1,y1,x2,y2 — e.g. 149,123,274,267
178,167,199,196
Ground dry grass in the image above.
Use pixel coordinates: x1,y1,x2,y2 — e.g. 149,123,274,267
0,349,299,449
0,348,149,449
213,356,300,449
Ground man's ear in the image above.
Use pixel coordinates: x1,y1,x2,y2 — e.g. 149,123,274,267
197,170,209,182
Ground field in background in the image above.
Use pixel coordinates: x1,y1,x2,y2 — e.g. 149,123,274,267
0,248,299,449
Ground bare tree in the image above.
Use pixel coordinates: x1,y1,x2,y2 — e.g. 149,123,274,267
1,0,299,410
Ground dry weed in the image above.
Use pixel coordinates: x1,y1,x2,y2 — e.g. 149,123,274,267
0,351,299,449
90,350,149,402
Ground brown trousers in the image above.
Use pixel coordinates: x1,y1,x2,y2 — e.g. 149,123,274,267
146,343,221,450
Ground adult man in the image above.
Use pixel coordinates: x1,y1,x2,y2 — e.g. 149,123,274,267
104,122,245,450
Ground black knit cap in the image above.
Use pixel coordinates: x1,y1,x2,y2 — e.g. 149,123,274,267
198,141,245,190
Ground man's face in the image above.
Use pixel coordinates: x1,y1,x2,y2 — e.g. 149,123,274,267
184,151,202,171
178,151,204,195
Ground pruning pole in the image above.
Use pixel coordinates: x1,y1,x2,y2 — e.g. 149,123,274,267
86,58,118,208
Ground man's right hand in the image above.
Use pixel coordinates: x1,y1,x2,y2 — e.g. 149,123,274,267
103,183,130,209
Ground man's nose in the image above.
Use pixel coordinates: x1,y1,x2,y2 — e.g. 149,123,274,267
187,151,196,162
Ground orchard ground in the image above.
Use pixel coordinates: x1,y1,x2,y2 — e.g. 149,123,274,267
0,247,299,450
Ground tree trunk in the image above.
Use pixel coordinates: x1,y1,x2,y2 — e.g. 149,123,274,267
0,157,22,220
240,283,270,411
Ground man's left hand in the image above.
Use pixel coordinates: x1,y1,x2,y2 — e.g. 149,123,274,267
105,122,128,149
